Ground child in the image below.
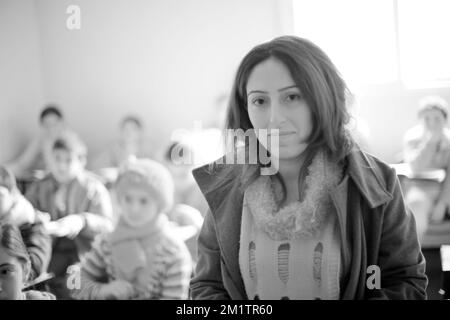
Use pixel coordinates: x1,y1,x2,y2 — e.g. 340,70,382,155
0,166,51,280
403,96,450,242
0,223,55,300
6,105,68,180
90,115,153,171
74,158,192,300
25,132,113,299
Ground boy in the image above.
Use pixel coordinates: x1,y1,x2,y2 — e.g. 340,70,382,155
7,105,68,180
25,132,113,299
74,158,192,300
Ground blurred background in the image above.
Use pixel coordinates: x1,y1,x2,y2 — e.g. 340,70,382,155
2,0,450,300
1,0,449,165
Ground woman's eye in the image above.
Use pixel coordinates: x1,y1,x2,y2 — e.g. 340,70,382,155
285,93,301,103
140,198,148,205
251,97,267,107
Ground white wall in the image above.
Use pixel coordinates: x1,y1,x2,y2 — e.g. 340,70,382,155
33,0,290,160
0,0,45,163
355,84,450,162
1,0,449,165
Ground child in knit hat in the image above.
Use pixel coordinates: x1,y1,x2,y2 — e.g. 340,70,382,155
73,158,192,299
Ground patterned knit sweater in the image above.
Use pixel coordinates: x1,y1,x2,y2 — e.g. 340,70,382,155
74,215,192,300
239,207,341,300
239,151,343,300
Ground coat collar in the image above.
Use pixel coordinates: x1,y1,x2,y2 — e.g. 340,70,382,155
345,149,393,209
193,149,393,214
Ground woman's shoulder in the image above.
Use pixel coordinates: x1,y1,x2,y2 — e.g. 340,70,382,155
192,153,245,188
348,149,395,175
192,154,250,214
346,149,397,206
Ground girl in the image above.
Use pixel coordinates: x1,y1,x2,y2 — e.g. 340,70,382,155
74,158,192,300
190,36,427,300
0,223,55,300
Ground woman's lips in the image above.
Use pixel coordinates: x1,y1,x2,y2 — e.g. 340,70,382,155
268,131,297,136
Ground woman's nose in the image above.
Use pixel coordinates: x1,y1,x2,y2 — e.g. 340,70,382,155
269,101,286,126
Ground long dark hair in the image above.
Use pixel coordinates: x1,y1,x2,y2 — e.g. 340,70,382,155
207,36,354,204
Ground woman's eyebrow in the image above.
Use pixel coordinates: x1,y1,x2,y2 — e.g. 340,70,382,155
247,90,268,96
247,86,299,96
278,85,299,92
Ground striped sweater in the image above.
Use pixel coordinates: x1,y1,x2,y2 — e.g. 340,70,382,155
74,217,192,300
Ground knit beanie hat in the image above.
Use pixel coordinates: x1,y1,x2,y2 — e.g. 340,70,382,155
114,158,174,213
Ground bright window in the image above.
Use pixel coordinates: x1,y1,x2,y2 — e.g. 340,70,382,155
293,0,397,89
398,0,450,87
292,0,450,89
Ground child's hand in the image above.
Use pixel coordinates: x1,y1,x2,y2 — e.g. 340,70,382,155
98,280,136,300
36,211,51,224
44,214,85,239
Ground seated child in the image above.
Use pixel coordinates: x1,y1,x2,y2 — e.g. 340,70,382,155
6,105,68,180
403,96,450,242
74,158,192,300
0,166,51,279
0,223,55,300
90,115,153,171
25,132,113,299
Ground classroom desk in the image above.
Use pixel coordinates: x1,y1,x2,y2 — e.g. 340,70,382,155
390,163,450,248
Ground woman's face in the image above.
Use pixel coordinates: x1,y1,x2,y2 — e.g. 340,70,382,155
246,58,313,161
0,248,26,300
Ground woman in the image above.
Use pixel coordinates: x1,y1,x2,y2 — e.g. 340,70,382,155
190,36,427,300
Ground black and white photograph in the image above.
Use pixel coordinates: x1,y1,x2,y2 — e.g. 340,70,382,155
1,0,450,308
